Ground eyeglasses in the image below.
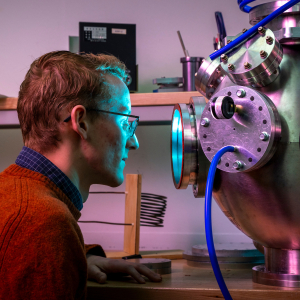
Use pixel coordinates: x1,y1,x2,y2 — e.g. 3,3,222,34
63,108,139,138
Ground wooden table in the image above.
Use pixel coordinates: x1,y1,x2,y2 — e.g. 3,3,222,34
87,259,300,300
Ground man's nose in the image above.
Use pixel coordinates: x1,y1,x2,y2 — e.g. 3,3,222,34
127,134,139,150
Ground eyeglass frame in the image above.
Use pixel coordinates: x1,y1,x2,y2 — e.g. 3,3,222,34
63,108,140,137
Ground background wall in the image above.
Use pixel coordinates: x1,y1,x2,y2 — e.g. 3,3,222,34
0,0,270,251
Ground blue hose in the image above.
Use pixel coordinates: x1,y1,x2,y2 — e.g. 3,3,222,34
205,145,235,300
239,0,256,13
210,0,300,60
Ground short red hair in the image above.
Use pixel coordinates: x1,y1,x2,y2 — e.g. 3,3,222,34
17,51,127,153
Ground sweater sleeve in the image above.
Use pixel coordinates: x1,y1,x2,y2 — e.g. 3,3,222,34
0,203,88,300
85,244,106,257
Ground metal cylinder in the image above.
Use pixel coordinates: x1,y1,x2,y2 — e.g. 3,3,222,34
181,57,203,91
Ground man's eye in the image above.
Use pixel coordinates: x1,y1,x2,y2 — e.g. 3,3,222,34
122,122,130,130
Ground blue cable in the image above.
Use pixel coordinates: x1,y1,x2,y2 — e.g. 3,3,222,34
210,0,300,60
205,145,235,300
239,0,256,13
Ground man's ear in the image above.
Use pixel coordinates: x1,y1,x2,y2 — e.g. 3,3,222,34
70,105,89,140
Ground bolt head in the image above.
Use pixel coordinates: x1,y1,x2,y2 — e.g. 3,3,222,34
266,36,273,45
258,26,266,35
233,161,243,170
201,118,210,127
221,54,228,62
260,132,269,141
236,89,246,98
260,50,267,58
244,62,251,69
227,40,232,44
242,28,247,33
228,64,234,71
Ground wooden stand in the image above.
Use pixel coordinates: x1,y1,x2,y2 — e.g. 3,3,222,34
106,174,142,259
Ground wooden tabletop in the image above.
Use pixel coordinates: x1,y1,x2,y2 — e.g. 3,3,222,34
0,92,201,110
87,259,300,300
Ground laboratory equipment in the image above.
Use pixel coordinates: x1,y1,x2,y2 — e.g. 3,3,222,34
171,0,300,289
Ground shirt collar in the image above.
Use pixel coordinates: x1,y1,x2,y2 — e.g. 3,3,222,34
15,146,83,211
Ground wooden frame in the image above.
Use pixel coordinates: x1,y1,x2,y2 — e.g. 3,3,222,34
106,174,142,259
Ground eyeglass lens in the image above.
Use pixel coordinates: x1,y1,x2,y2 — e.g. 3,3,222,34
128,117,139,137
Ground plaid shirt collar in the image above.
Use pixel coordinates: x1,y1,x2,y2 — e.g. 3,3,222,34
15,146,83,211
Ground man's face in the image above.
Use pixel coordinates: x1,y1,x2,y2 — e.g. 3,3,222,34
84,74,139,187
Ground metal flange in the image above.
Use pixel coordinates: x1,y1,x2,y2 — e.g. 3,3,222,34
199,86,281,173
195,57,226,100
221,28,283,88
171,97,209,197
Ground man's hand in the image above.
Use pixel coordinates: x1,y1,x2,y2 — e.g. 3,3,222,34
86,255,162,284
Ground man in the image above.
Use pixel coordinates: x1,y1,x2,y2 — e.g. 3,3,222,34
0,51,161,299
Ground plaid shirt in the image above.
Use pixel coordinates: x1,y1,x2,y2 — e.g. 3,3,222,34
15,146,83,211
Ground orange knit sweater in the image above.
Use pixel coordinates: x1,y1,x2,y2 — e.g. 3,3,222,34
0,164,105,300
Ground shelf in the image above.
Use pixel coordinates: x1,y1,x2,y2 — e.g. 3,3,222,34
0,92,200,111
0,92,201,128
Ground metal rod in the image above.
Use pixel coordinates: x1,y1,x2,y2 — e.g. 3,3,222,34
78,220,133,226
89,191,126,194
177,31,189,57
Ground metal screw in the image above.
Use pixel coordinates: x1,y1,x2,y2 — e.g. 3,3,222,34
233,161,243,170
260,50,267,58
221,54,228,63
228,64,235,71
227,40,232,44
258,26,266,35
260,132,269,141
236,89,246,98
244,62,251,69
266,36,273,45
242,28,247,33
201,118,210,127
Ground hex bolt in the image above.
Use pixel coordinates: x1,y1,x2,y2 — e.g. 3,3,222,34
260,50,267,58
227,39,232,44
221,54,228,63
260,132,269,141
228,64,235,71
258,26,266,35
266,36,273,45
233,161,243,170
236,89,246,98
201,118,210,127
244,62,251,69
242,28,248,33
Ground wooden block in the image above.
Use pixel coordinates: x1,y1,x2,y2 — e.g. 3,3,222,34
124,174,142,255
